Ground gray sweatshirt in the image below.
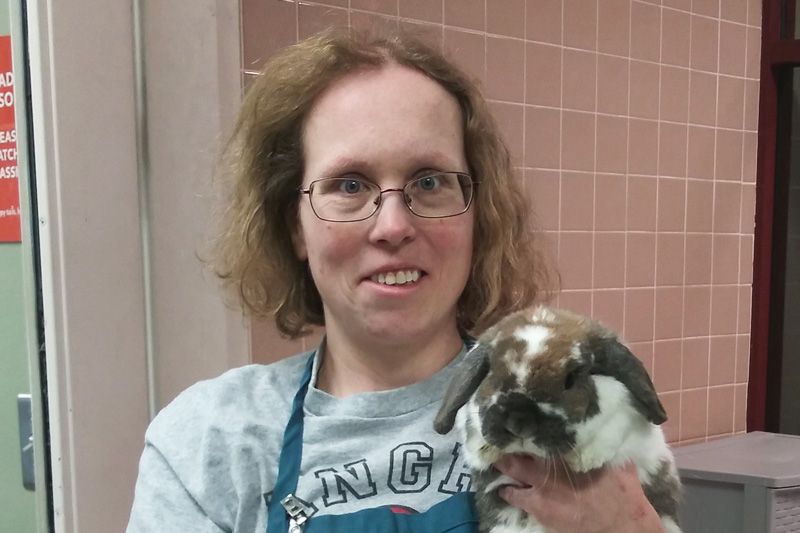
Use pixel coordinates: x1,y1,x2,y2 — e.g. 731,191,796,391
126,346,474,533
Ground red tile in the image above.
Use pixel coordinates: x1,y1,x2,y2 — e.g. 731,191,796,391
719,22,747,77
559,232,594,289
525,106,561,168
685,233,713,285
713,181,742,233
683,337,710,389
626,232,657,287
486,36,525,102
562,49,597,112
489,102,524,165
655,287,685,340
444,28,486,86
598,0,630,55
298,3,348,40
748,0,762,26
594,232,626,288
687,126,716,180
241,0,297,70
526,0,562,44
709,335,736,385
628,119,659,175
596,116,628,174
710,285,739,335
716,75,745,130
659,391,681,443
657,178,687,232
664,0,691,9
693,0,719,17
399,20,444,50
524,169,560,230
597,55,629,115
630,61,660,120
654,339,683,391
715,130,743,181
744,79,759,131
629,341,655,374
742,132,757,183
689,71,718,127
721,0,747,22
559,290,593,316
526,42,562,106
444,0,485,30
734,383,747,432
711,234,738,285
631,1,661,62
352,0,398,15
625,288,656,342
690,15,719,72
400,0,443,22
560,172,595,230
739,235,754,284
487,0,525,37
593,289,625,332
657,233,686,286
738,285,752,334
684,286,711,337
564,0,597,50
661,8,691,67
627,175,658,231
660,66,690,123
680,388,708,440
350,11,399,35
708,386,735,435
686,179,714,232
659,123,689,178
561,111,596,171
735,334,750,382
595,174,627,231
251,317,308,364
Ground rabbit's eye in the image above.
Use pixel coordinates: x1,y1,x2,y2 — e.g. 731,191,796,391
564,368,582,390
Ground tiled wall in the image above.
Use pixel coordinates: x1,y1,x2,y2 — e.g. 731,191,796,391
241,0,761,445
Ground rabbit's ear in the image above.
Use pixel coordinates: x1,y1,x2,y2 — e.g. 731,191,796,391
433,343,491,434
593,339,667,425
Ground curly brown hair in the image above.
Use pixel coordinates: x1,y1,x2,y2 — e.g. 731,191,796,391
211,28,557,339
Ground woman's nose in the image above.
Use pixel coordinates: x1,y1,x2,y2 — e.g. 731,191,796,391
368,191,417,246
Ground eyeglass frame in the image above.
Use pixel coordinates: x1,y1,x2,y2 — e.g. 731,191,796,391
297,171,477,223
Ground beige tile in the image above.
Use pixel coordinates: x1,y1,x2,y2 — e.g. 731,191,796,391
742,132,757,183
558,290,593,315
560,172,595,230
684,285,711,337
524,169,560,230
526,0,562,44
486,36,525,102
487,0,525,37
739,178,756,225
738,285,752,334
251,317,307,364
687,126,716,179
525,106,561,168
659,123,689,178
744,79,760,131
298,3,348,40
713,181,742,233
593,289,625,332
664,0,691,9
689,71,718,126
683,337,710,389
660,66,690,123
594,232,626,288
712,234,740,285
661,8,691,67
693,0,719,17
444,0,485,30
305,0,348,7
734,383,747,432
489,102,524,165
399,20,444,50
595,174,627,231
596,115,628,174
526,42,562,107
597,55,629,115
400,0,443,22
690,15,719,72
625,288,656,342
564,0,597,50
707,385,735,435
444,28,486,86
680,388,708,440
352,0,398,15
241,0,296,71
626,232,657,287
561,111,596,171
659,391,681,443
657,178,687,232
598,0,630,55
715,129,743,181
655,287,685,340
739,235,754,284
627,175,658,231
628,119,659,175
719,22,747,77
747,0,761,27
657,233,686,286
559,232,594,289
350,11,399,35
717,75,745,129
630,60,660,120
709,335,737,385
631,1,661,62
685,180,714,233
685,233,713,285
563,49,597,111
735,334,750,382
721,0,747,22
710,285,739,335
654,339,683,391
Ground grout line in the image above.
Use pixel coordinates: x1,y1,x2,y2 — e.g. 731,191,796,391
591,0,599,316
622,0,632,345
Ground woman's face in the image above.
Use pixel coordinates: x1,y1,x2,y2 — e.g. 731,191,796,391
293,63,474,348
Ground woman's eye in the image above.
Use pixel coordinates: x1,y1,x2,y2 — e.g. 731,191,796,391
417,175,441,191
338,179,364,194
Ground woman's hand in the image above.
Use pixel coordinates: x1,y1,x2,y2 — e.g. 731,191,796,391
494,454,664,533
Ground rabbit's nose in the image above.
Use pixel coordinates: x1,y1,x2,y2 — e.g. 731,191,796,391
482,393,541,444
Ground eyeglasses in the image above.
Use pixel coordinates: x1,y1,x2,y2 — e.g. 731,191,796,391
299,172,476,222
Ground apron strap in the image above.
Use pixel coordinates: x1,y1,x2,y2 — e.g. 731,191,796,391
266,354,315,533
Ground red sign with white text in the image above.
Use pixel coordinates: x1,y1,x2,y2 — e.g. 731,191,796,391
0,35,19,242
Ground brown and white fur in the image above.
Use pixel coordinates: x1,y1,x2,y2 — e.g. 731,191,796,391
434,306,681,533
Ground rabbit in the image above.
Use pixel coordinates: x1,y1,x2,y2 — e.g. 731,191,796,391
434,305,682,533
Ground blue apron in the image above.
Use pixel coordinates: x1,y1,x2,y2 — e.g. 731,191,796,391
266,355,479,533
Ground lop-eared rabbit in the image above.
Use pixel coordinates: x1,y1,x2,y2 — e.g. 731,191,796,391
434,306,681,533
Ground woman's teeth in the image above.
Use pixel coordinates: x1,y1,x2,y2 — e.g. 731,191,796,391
371,270,421,286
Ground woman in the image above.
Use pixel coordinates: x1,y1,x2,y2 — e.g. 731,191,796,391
127,29,664,532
